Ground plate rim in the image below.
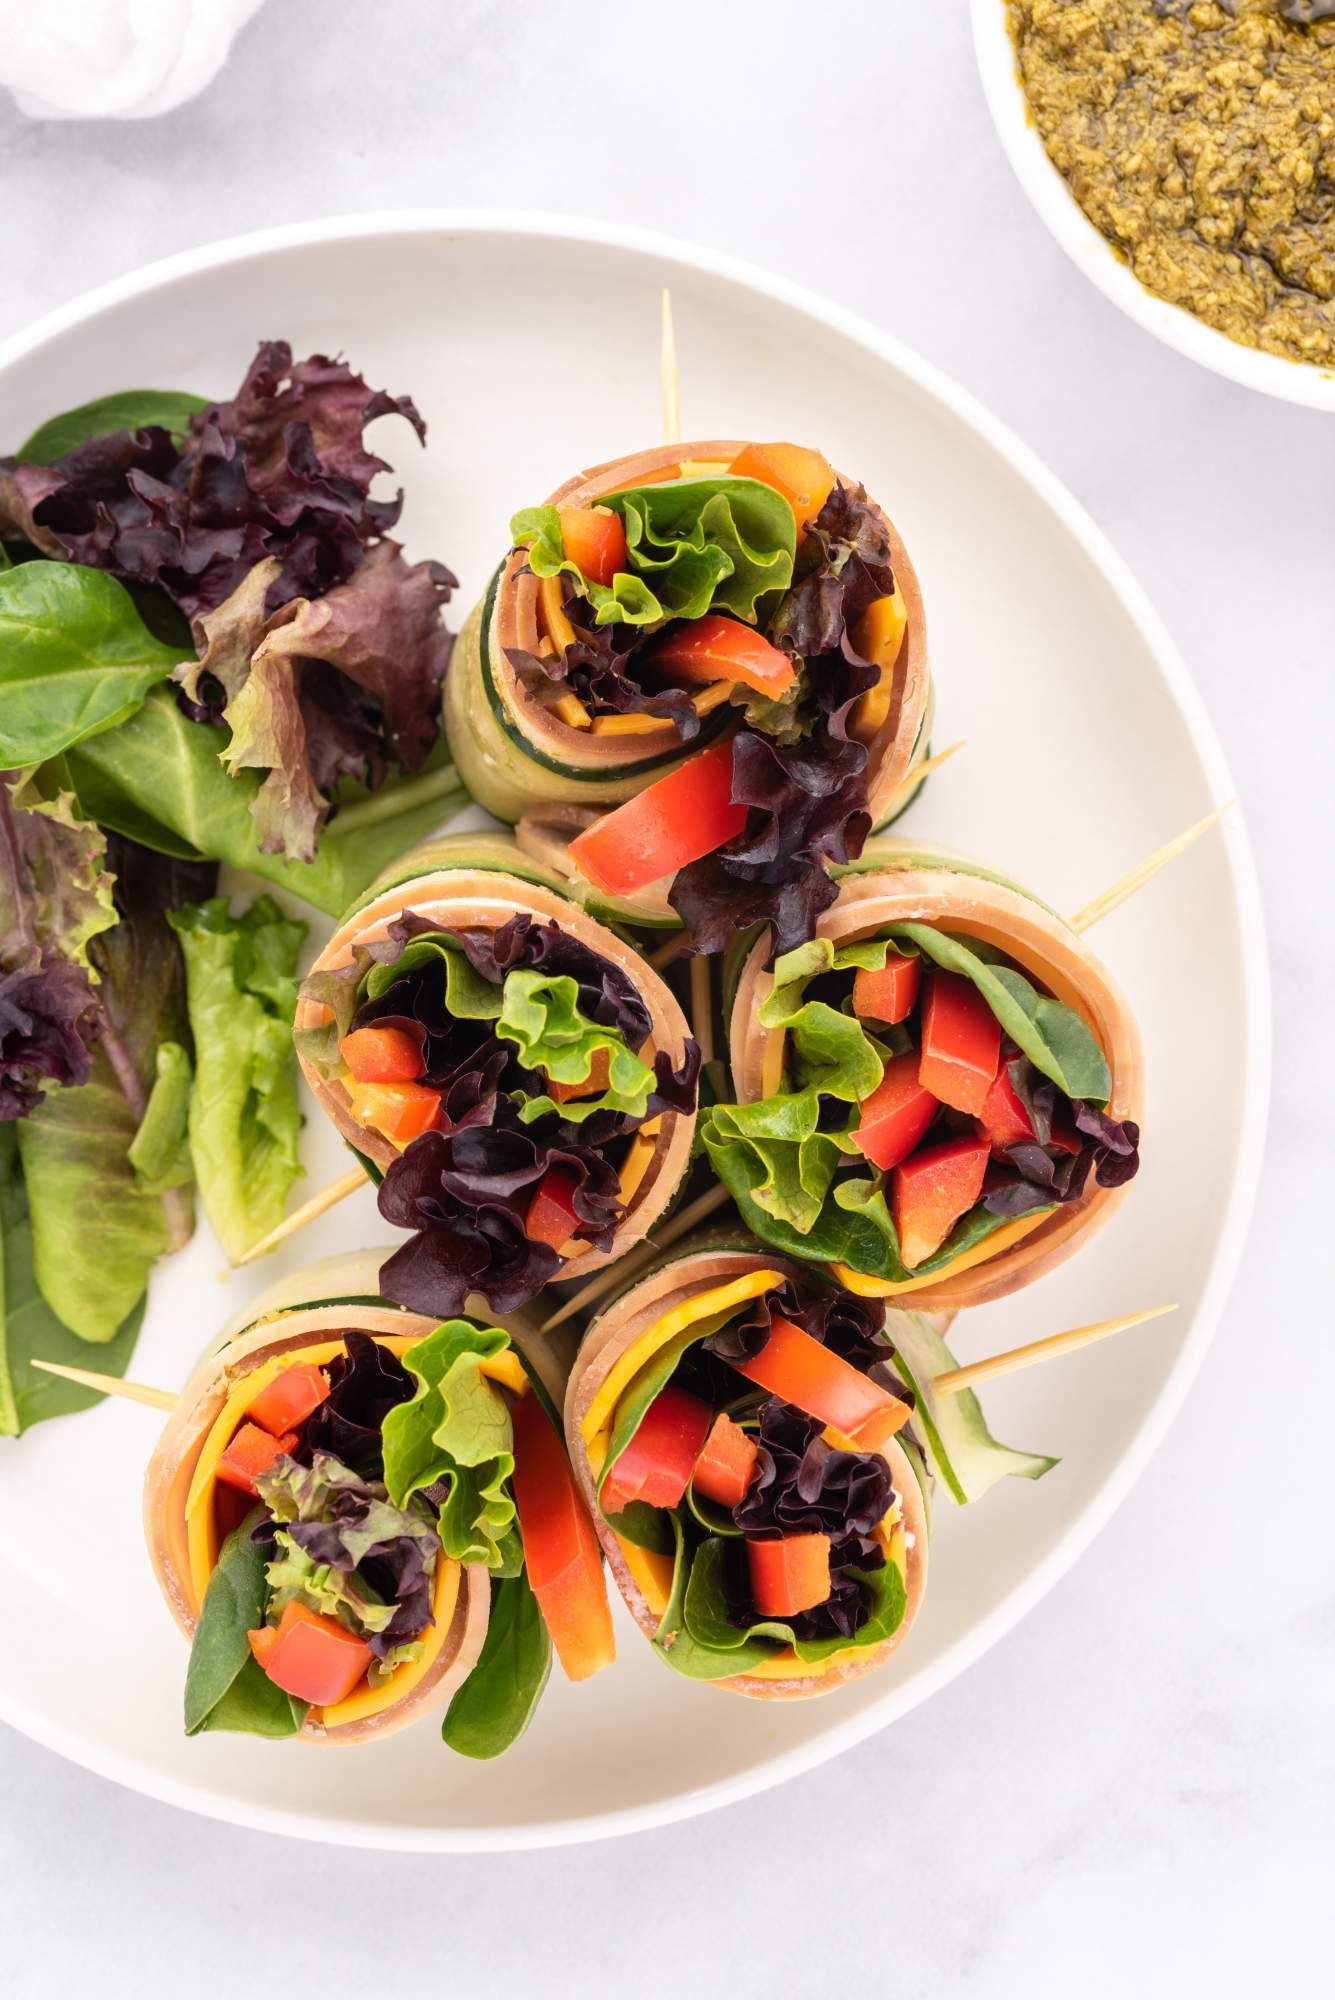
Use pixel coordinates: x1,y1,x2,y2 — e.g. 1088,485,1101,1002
969,0,1335,411
0,207,1271,1851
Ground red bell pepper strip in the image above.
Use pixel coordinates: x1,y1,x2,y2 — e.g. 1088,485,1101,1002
526,1164,581,1252
567,738,748,896
918,971,1002,1116
854,1049,940,1172
891,1135,990,1269
558,505,628,587
975,1060,1037,1152
247,1600,374,1706
345,1079,441,1147
246,1362,331,1439
747,1533,832,1617
729,1317,910,1451
690,1411,759,1510
601,1383,713,1515
340,1024,424,1084
216,1421,298,1497
852,953,921,1026
650,614,795,700
727,442,835,530
511,1387,615,1681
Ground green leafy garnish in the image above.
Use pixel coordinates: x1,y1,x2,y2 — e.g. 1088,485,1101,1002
185,1506,308,1739
441,1571,553,1759
381,1320,521,1573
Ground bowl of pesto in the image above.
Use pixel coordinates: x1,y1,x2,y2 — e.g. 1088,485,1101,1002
973,0,1335,409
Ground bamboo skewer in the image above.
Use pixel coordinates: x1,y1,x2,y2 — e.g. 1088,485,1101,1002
1070,801,1235,935
29,1359,176,1411
660,289,681,448
233,1166,369,1268
883,738,965,816
540,1181,733,1333
33,1298,1178,1419
934,1303,1177,1397
690,953,715,1070
648,933,687,971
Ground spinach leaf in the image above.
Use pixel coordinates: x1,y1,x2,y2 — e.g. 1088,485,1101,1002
167,896,305,1263
185,1504,307,1738
674,1535,906,1674
512,475,796,628
0,562,187,766
0,1125,144,1437
441,1571,552,1759
381,1320,520,1572
16,389,207,464
889,924,1111,1103
59,688,467,916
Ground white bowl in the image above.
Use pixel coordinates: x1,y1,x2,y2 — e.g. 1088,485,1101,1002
0,211,1267,1850
972,0,1335,410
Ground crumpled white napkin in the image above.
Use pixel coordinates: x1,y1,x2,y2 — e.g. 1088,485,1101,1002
0,0,266,120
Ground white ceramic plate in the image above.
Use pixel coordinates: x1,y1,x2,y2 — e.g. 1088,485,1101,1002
0,212,1267,1850
972,0,1335,411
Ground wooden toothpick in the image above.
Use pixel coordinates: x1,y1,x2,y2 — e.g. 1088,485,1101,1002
934,1303,1177,1398
29,1358,177,1412
234,1166,369,1267
690,953,715,1070
540,1180,733,1333
648,932,687,971
661,289,681,447
1070,801,1236,935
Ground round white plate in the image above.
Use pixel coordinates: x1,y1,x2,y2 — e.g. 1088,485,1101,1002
0,211,1267,1850
972,0,1335,411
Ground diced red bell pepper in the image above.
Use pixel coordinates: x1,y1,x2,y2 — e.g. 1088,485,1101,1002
246,1600,373,1706
526,1164,581,1252
747,1533,832,1617
730,1317,910,1451
855,1049,940,1172
728,443,836,530
246,1362,330,1439
975,1059,1036,1152
601,1383,714,1515
543,1044,611,1105
511,1386,615,1681
339,1023,424,1084
216,1421,298,1497
559,505,628,587
567,738,748,896
852,952,921,1026
891,1135,990,1270
691,1411,758,1510
345,1079,442,1147
650,614,795,700
918,972,1002,1117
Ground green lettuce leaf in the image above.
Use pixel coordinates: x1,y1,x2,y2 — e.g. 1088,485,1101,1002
511,475,796,628
0,561,188,766
381,1320,521,1573
441,1571,553,1759
167,894,305,1262
0,772,118,974
0,1124,144,1436
185,1504,308,1738
125,1041,193,1195
496,966,656,1123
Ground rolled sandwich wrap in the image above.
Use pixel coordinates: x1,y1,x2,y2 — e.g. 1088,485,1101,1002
566,1244,932,1699
147,1253,612,1752
293,835,700,1317
447,441,931,952
708,841,1143,1309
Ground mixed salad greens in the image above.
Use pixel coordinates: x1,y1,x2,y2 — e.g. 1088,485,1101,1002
297,911,701,1314
509,448,911,956
186,1320,612,1755
701,928,1140,1286
1,339,462,1430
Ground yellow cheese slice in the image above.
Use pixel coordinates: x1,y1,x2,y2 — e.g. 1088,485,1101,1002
317,1552,462,1729
850,587,907,744
615,1116,661,1209
830,1209,1050,1296
588,712,664,737
579,1269,783,1445
538,574,577,654
676,458,732,477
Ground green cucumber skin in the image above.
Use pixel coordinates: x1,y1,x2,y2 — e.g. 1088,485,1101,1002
443,567,719,822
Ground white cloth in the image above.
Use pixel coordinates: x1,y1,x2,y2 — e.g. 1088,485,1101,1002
0,0,265,120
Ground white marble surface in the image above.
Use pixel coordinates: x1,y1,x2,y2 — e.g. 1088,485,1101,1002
1,2,1331,1991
